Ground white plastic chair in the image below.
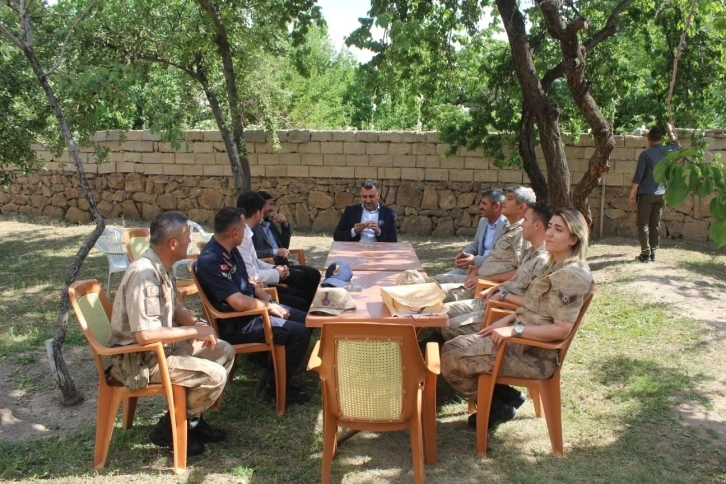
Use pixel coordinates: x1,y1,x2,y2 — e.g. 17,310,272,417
171,220,212,285
93,227,129,290
187,220,211,244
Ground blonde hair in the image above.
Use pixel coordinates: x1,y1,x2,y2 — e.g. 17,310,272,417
550,208,589,265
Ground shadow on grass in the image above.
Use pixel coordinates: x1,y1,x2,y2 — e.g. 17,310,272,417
678,258,726,284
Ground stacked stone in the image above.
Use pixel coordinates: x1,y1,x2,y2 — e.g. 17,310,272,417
1,129,725,240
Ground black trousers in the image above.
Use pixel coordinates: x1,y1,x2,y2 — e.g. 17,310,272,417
281,264,321,305
221,305,311,378
275,285,309,312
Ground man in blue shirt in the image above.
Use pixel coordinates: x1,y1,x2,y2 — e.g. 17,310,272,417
629,125,679,262
195,207,311,404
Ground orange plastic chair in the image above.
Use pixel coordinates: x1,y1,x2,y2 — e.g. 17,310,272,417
465,266,500,295
123,228,150,262
260,248,307,266
307,323,440,484
190,261,287,416
473,292,595,457
68,280,188,474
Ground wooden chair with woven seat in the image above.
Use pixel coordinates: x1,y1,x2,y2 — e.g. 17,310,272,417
68,279,188,474
190,260,287,416
473,292,595,457
307,323,440,484
123,228,150,262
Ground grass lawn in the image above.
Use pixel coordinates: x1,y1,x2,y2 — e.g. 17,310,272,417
0,215,724,483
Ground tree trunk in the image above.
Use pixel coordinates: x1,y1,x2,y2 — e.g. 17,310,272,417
518,103,549,202
196,0,250,193
198,68,245,191
496,0,571,208
538,0,623,222
23,41,105,406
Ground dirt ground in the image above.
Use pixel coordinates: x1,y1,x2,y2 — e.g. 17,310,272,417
1,235,725,444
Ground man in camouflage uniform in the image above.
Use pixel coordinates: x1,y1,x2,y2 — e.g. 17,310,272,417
441,203,555,341
109,211,235,456
435,186,535,302
441,256,594,427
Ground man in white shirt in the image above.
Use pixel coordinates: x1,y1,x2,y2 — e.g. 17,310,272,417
236,192,309,312
333,179,398,243
447,188,508,275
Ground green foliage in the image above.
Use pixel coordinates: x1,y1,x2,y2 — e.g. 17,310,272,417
658,135,726,247
345,1,726,160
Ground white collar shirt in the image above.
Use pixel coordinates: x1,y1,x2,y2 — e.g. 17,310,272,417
353,203,380,243
237,225,279,284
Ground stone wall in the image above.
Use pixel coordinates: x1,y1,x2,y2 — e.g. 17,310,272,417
1,129,725,240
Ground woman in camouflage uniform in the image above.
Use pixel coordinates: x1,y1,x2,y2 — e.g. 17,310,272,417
441,208,594,428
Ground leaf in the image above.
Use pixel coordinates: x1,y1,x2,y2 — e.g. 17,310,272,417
664,166,688,207
653,159,671,184
376,13,391,29
711,165,725,190
708,219,726,248
696,171,714,198
710,197,726,220
664,182,689,208
688,165,702,190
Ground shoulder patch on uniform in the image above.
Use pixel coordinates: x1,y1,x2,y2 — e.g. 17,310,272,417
557,291,579,306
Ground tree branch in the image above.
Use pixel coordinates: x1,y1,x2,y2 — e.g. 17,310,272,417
665,0,698,125
44,0,98,78
0,19,24,49
583,0,634,50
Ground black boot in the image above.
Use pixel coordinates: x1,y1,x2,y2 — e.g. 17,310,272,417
467,397,517,429
149,412,205,456
493,384,526,409
189,415,226,443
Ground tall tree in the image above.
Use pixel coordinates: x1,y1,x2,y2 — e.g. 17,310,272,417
1,0,103,405
85,0,323,193
347,0,725,221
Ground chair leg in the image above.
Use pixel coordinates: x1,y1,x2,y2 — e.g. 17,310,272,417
321,411,338,484
538,377,564,457
121,397,138,429
422,372,437,465
409,394,425,484
170,385,188,474
476,375,495,457
273,345,286,417
527,385,543,418
107,272,112,293
94,387,124,469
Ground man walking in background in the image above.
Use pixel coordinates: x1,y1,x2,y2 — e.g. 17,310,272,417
629,124,679,262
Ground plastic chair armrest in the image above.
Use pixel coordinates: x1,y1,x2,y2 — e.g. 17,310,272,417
260,257,275,264
425,342,441,375
211,307,268,320
306,340,322,371
475,279,497,295
262,287,279,302
93,341,165,357
289,249,306,265
507,337,566,351
487,300,519,311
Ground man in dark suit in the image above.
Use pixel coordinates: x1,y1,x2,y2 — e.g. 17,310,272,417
333,179,398,243
251,191,321,305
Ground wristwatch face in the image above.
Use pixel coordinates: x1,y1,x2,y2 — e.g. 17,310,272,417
514,324,524,336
